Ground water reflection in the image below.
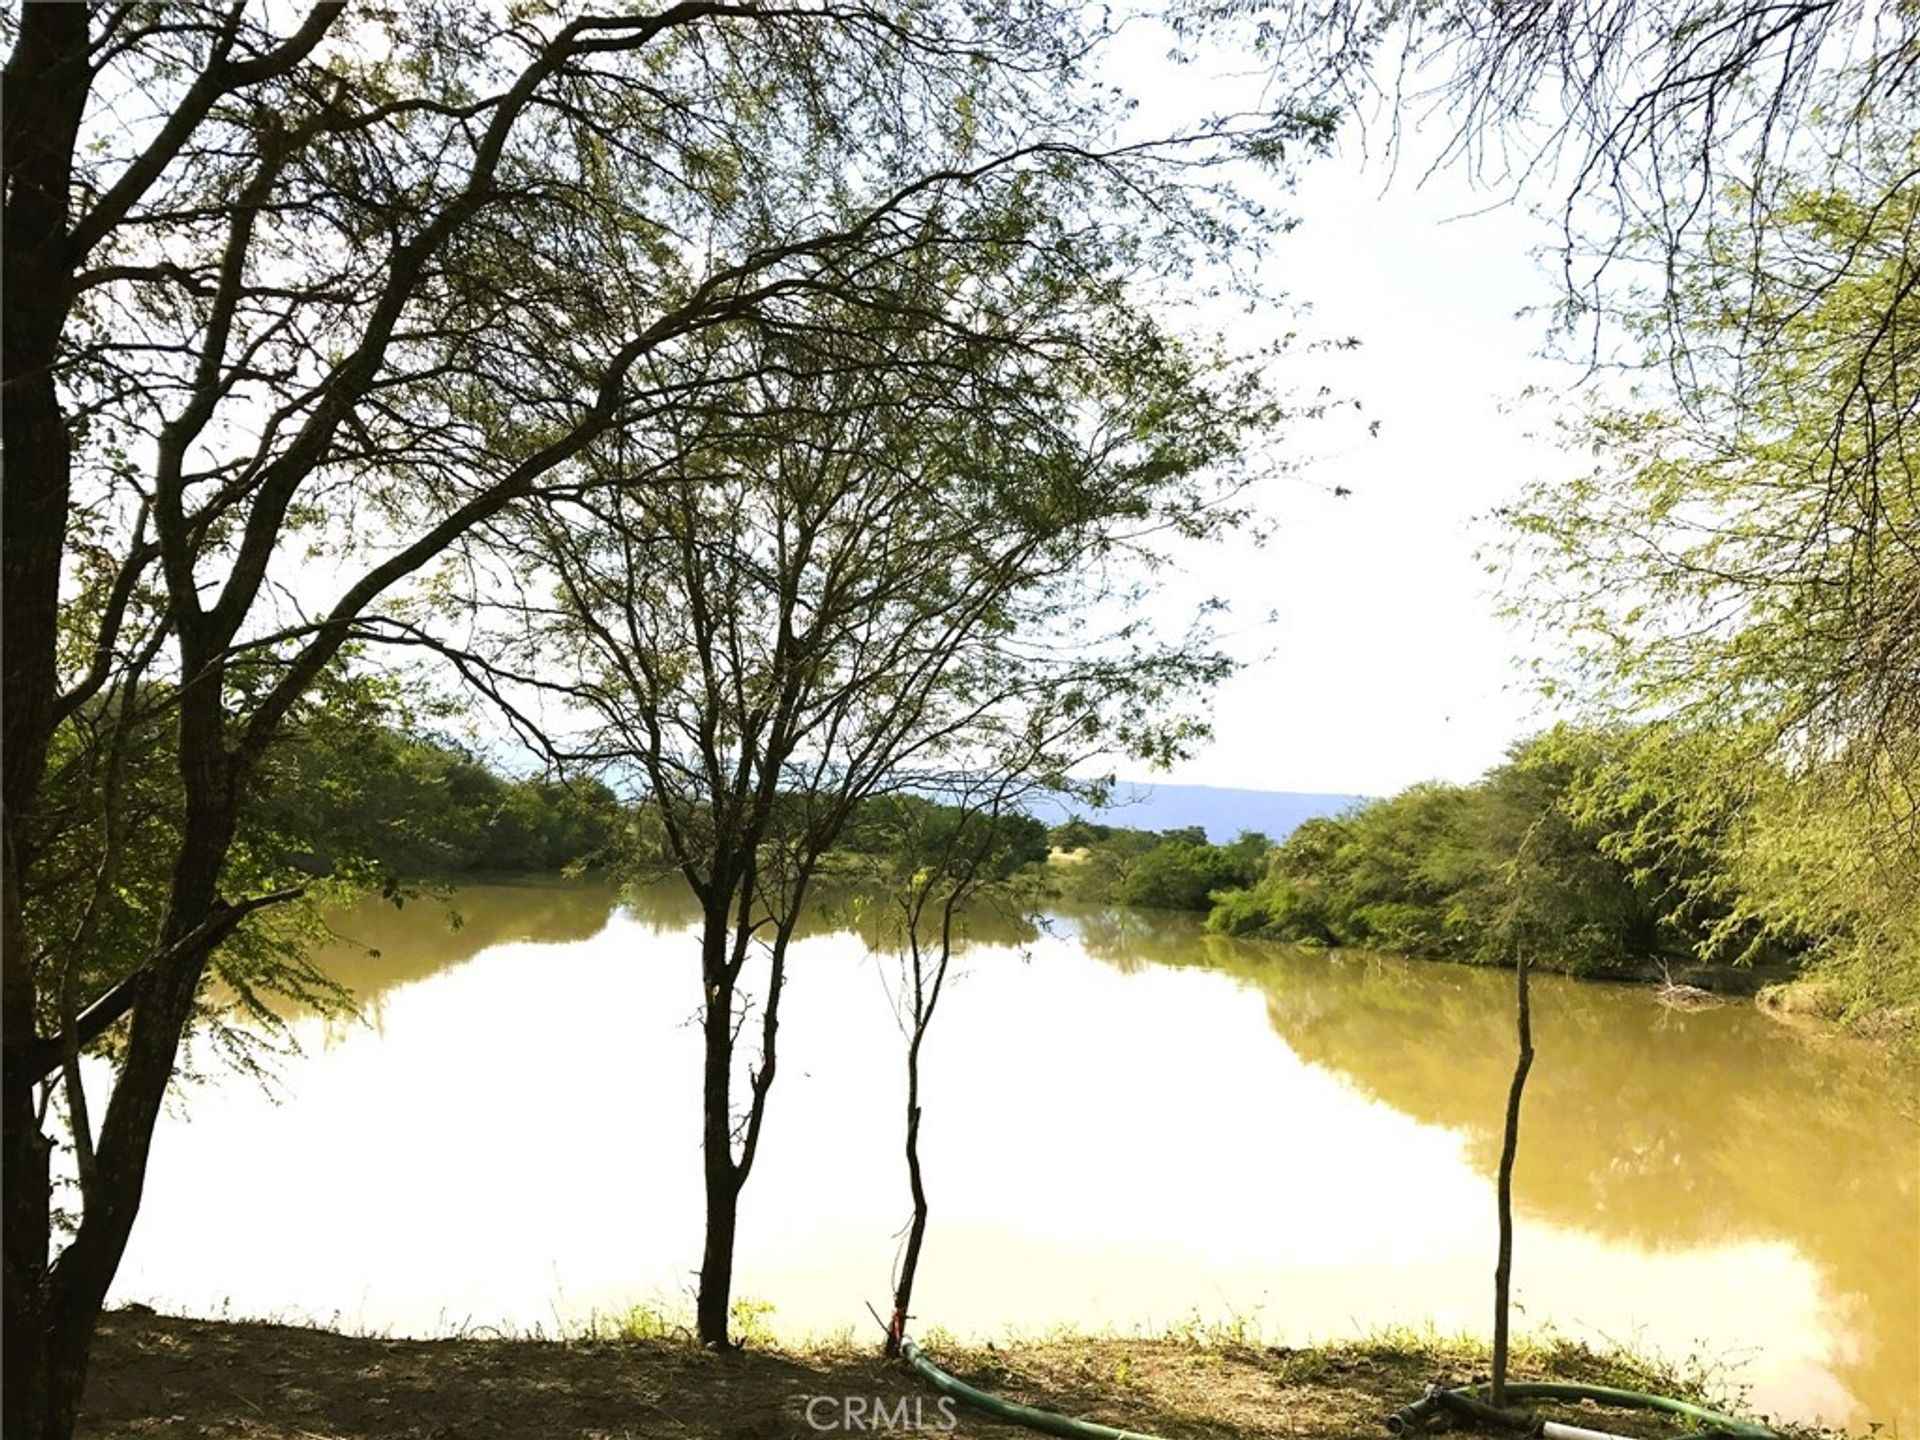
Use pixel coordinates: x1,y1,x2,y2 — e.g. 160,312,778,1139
1069,913,1920,1431
308,878,625,1004
287,876,1039,1030
119,882,1916,1431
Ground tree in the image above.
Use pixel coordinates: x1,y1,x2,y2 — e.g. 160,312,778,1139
1489,948,1533,1408
855,780,1058,1357
459,245,1274,1341
1200,0,1916,355
841,797,1049,883
1118,837,1264,911
1501,142,1919,774
1193,0,1918,811
1203,728,1778,976
1064,827,1146,895
0,3,1302,1428
1047,817,1111,853
1496,131,1920,1016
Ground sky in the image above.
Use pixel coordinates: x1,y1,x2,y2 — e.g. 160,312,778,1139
1129,62,1589,798
244,14,1593,803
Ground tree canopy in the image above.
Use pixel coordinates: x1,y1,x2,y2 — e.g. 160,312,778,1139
1,0,1313,1427
1207,727,1805,980
437,202,1281,1341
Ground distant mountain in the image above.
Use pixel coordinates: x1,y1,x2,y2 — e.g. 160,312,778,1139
1024,782,1368,843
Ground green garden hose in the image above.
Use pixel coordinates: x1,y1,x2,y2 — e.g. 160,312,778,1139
1386,1380,1778,1439
900,1338,1171,1440
901,1338,1778,1440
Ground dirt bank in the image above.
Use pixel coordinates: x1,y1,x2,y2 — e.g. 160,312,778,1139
78,1309,1803,1440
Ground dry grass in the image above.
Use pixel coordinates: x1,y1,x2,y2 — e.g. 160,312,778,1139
76,1309,1820,1440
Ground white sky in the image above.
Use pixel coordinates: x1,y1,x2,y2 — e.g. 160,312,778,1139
258,17,1594,802
1135,80,1588,798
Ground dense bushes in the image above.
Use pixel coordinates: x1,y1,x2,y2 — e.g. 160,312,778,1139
837,796,1052,880
267,716,1070,889
1048,821,1270,911
1206,727,1803,979
1119,832,1270,911
259,715,622,880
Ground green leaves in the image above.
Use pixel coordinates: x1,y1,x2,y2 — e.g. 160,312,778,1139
1492,116,1919,1025
1204,727,1799,978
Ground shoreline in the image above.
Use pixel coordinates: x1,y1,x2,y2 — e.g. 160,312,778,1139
1191,926,1916,1053
335,873,1916,1051
79,1308,1844,1440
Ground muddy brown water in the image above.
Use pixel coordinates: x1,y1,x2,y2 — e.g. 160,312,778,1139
110,879,1919,1430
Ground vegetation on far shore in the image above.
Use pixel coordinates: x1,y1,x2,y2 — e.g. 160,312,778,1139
1030,736,1913,1044
263,712,624,884
289,711,1913,1046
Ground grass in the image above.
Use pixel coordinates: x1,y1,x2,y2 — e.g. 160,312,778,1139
568,1295,788,1347
79,1305,1854,1440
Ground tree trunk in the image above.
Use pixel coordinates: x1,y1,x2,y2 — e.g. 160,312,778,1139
692,890,797,1349
42,943,219,1435
4,919,227,1440
8,646,238,1439
35,774,235,1435
885,1035,929,1358
3,1040,53,1440
1491,952,1534,1408
887,895,960,1358
696,909,740,1347
696,1164,742,1347
3,7,102,1437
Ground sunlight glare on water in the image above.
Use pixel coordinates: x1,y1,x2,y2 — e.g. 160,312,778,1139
113,880,1920,1431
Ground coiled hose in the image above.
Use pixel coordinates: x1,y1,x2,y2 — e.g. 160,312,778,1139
902,1338,1777,1440
1387,1380,1778,1440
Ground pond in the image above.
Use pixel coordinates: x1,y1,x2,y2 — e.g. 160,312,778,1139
111,879,1919,1430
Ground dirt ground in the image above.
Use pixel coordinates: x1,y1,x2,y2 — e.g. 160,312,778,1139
78,1308,1784,1440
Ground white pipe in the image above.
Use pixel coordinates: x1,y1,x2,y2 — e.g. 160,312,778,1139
1542,1422,1641,1440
